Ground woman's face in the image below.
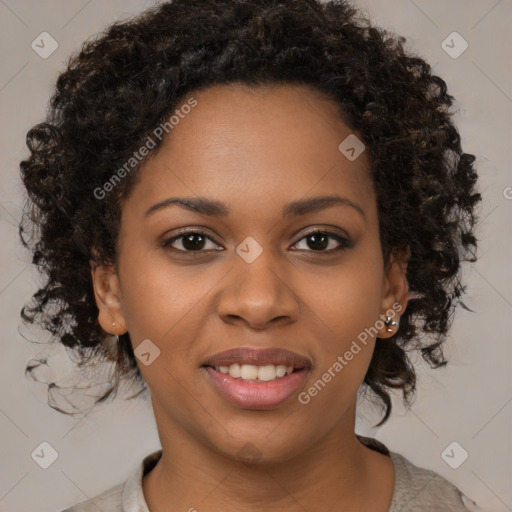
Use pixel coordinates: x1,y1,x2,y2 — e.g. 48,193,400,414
92,83,408,463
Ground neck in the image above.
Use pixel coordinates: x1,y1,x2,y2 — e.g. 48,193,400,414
142,403,394,511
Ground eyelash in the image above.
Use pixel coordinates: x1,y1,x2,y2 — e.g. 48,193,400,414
161,229,352,255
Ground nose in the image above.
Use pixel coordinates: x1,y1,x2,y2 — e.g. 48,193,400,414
216,253,300,330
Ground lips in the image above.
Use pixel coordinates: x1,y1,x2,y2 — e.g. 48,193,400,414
201,347,312,369
201,347,312,409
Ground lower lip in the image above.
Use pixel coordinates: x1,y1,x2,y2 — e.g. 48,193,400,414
203,367,309,409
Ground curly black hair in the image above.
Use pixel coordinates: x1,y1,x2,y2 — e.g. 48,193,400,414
19,0,481,425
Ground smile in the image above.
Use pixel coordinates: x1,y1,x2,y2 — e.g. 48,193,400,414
201,347,312,409
214,363,295,381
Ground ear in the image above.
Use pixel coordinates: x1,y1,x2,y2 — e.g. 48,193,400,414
90,261,128,336
377,247,410,339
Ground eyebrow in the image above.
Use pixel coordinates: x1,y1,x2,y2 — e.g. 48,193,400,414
145,194,365,220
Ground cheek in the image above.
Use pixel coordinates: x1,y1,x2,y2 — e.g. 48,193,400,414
300,244,384,396
116,251,211,407
118,247,215,342
297,282,382,426
311,250,384,343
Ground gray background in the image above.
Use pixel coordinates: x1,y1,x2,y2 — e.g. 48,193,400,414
0,1,510,511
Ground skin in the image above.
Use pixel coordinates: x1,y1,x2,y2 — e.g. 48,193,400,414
91,83,410,511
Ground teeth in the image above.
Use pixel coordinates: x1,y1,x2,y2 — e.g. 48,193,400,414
276,365,286,378
258,364,278,381
240,364,259,380
215,363,297,381
228,363,241,378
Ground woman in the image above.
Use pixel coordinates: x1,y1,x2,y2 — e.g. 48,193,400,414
19,0,483,510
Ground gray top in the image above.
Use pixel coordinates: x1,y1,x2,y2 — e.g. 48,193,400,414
59,437,483,511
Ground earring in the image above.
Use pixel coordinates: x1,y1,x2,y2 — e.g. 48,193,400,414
384,316,399,332
112,321,116,327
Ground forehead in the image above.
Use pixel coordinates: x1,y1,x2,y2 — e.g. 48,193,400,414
126,82,376,223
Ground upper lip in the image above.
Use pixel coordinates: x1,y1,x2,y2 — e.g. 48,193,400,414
202,347,312,369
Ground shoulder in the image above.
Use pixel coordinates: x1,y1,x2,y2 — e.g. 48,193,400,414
57,482,124,512
57,449,162,512
389,451,483,512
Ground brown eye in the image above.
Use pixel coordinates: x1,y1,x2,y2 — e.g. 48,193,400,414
292,230,352,253
162,231,221,253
